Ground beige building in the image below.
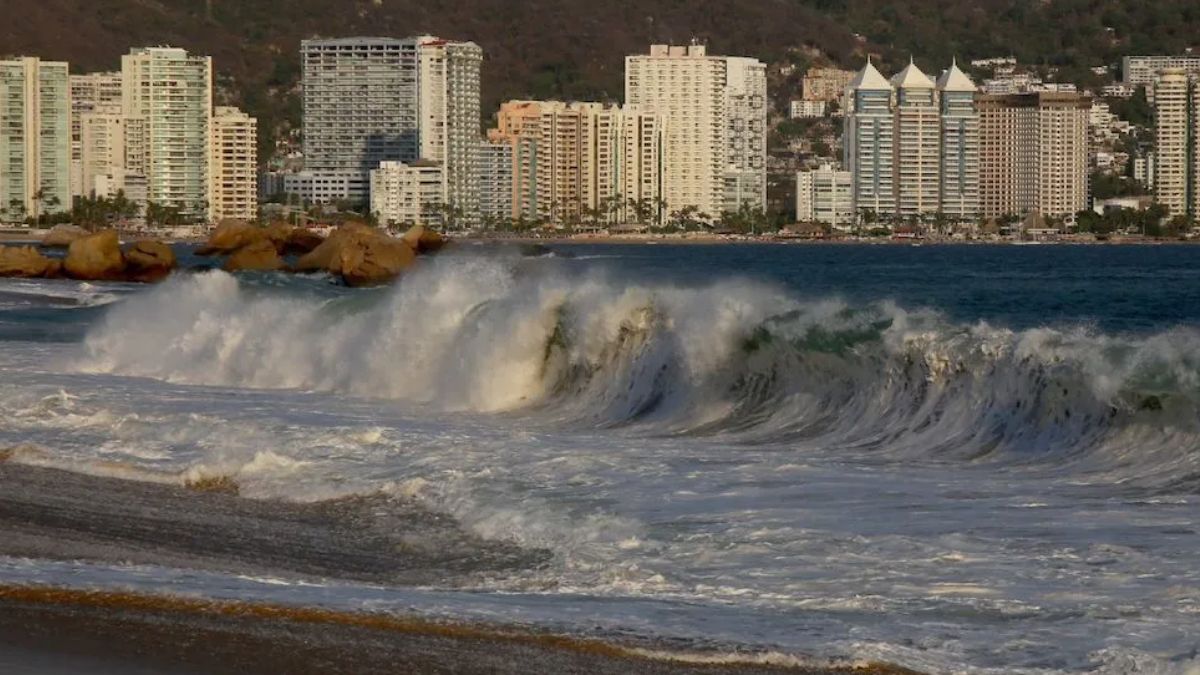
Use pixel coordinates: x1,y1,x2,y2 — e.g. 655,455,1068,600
891,61,941,217
209,106,258,222
625,44,766,219
78,104,126,198
370,160,445,227
1154,69,1190,216
978,92,1090,219
0,57,71,221
122,46,213,222
69,71,122,197
802,67,856,103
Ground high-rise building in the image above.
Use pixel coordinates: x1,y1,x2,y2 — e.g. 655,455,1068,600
625,44,766,219
121,47,212,222
0,57,71,221
796,164,854,230
477,138,513,224
491,100,547,220
978,92,1090,219
844,59,896,218
301,38,419,176
209,106,258,222
78,104,126,199
417,38,483,218
369,160,444,227
937,61,980,219
69,71,122,197
1153,69,1190,216
891,60,940,217
620,106,664,222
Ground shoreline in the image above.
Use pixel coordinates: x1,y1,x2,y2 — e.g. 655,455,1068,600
0,461,917,674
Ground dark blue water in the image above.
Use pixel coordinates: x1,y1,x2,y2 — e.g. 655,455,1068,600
553,243,1200,334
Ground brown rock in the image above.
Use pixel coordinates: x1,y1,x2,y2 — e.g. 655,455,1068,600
123,240,176,283
195,219,262,255
281,228,325,255
401,225,448,254
42,224,90,248
0,245,59,278
64,230,126,281
223,240,285,272
294,224,415,286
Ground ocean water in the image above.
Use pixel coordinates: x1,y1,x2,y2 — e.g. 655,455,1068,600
2,242,1200,673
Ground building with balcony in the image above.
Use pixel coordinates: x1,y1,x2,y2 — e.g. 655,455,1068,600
0,57,71,221
209,106,258,222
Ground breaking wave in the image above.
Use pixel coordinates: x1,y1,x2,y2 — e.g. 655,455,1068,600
78,254,1200,492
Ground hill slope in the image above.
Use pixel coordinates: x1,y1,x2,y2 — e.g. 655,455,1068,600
4,0,1199,152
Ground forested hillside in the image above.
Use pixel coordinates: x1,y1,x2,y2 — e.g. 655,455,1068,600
5,0,1198,152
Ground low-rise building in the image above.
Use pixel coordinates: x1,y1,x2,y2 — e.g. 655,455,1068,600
789,100,827,119
796,164,854,230
369,160,445,227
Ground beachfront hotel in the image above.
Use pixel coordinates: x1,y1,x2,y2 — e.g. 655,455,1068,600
121,46,213,222
416,37,483,219
0,57,72,221
209,106,259,222
625,44,767,218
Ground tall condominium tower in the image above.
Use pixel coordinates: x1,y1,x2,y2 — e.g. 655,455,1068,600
937,61,980,219
78,104,126,199
891,60,940,217
301,37,419,202
0,57,71,221
1153,69,1191,216
417,37,483,216
209,106,258,222
69,71,122,197
122,47,213,221
844,59,896,217
978,92,1090,219
625,44,766,219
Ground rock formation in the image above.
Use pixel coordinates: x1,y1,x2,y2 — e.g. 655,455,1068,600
64,230,126,281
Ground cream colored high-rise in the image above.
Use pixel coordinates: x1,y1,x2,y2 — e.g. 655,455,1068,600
122,47,212,222
978,92,1090,219
79,104,126,198
417,37,482,219
209,106,258,222
1153,69,1190,216
69,71,122,197
0,57,71,221
625,44,766,219
891,61,940,217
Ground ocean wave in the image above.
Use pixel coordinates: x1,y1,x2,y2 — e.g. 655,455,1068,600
76,256,1200,490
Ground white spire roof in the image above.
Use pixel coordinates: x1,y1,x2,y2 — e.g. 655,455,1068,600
848,58,893,91
937,58,978,92
890,58,935,89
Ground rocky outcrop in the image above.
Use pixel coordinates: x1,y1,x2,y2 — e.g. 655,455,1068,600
0,246,60,278
281,228,325,255
42,224,90,248
223,240,285,272
294,224,416,286
64,230,126,281
195,219,262,255
401,225,447,254
123,240,177,283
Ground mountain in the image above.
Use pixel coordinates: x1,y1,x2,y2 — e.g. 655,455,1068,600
5,0,1199,155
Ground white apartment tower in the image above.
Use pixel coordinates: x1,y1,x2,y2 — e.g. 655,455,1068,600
417,38,483,218
891,60,940,217
625,44,766,219
0,57,71,221
844,60,896,218
121,47,213,222
937,61,980,219
209,106,258,222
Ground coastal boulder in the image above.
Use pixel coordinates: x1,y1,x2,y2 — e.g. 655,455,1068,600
195,219,262,255
401,225,447,254
64,230,126,281
223,240,285,272
42,224,89,248
294,224,415,285
123,240,176,283
0,245,60,278
281,228,325,255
